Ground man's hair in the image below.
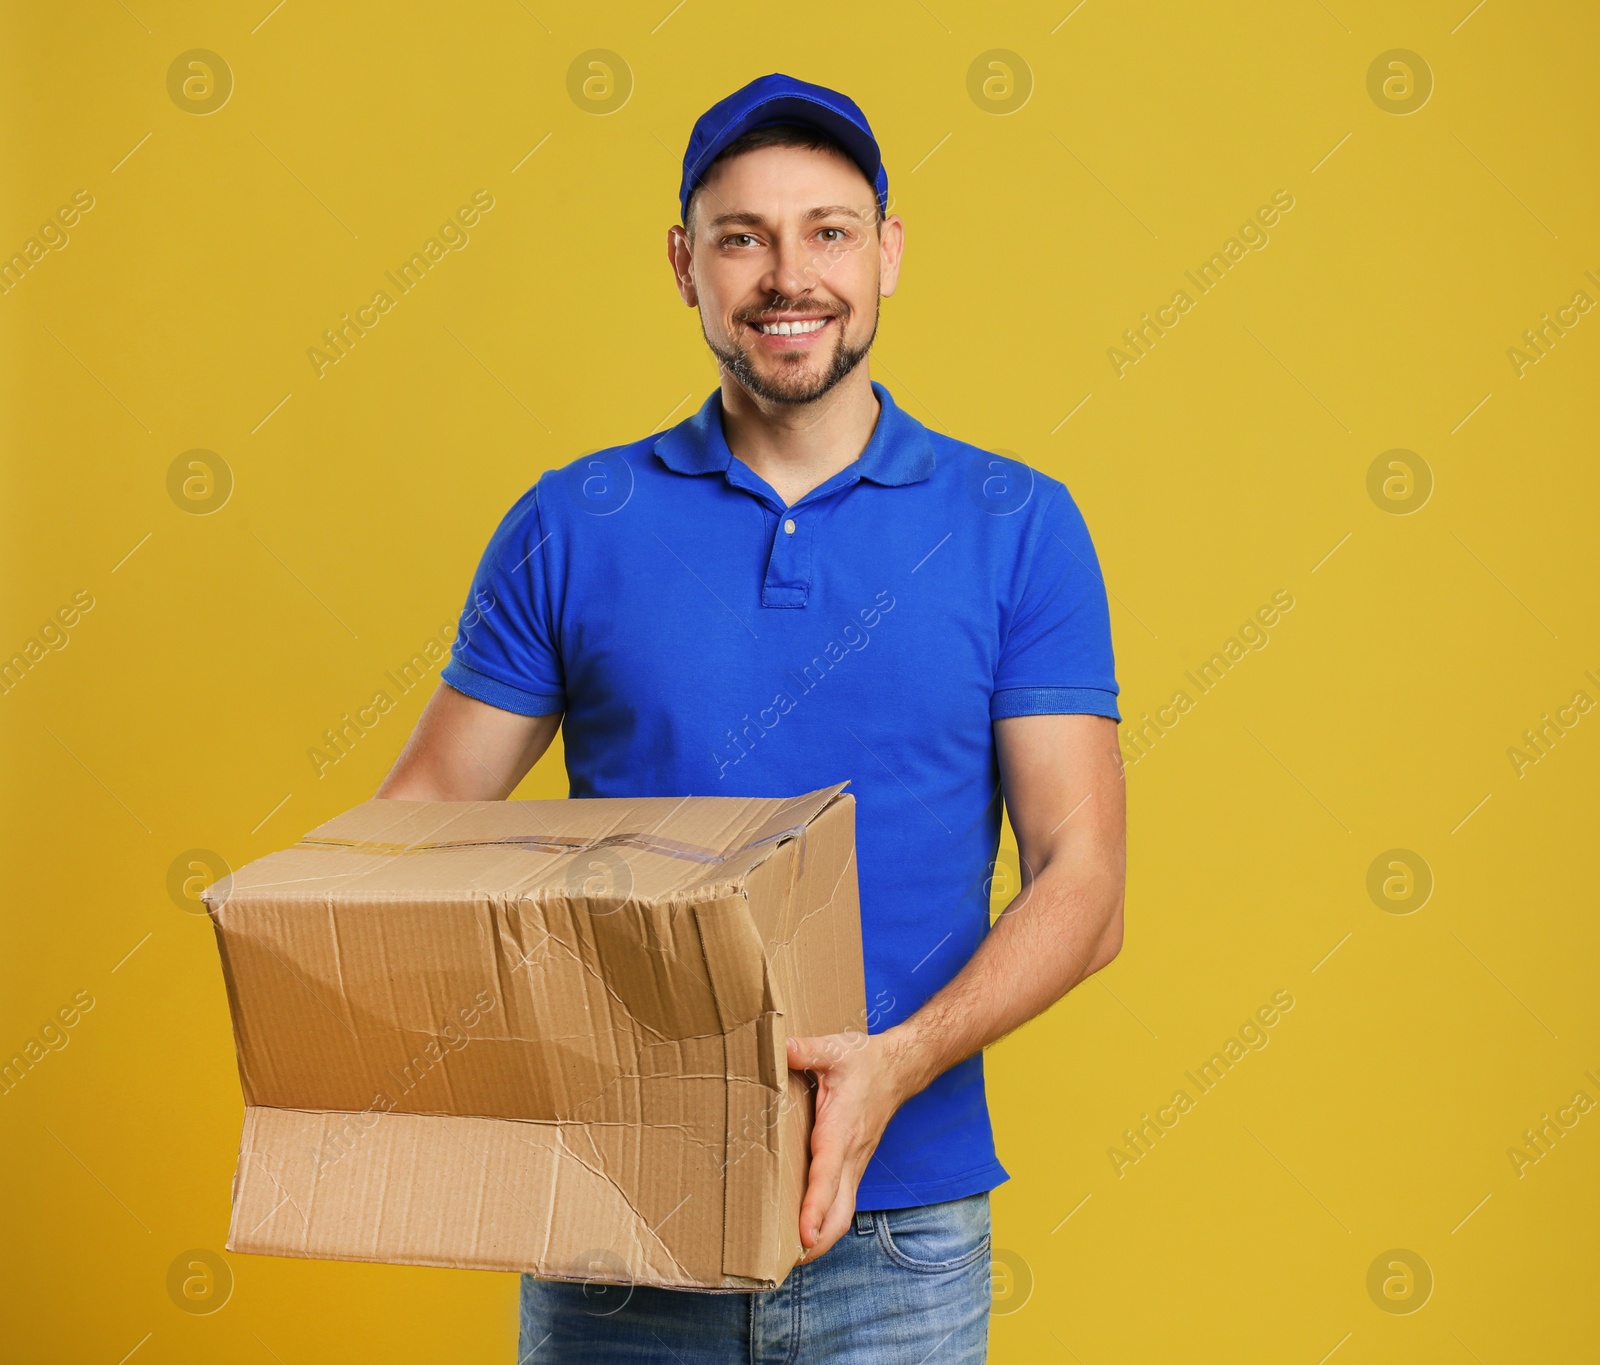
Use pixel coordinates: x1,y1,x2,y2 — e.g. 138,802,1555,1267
684,122,884,237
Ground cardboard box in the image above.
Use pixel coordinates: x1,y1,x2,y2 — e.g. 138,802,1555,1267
202,782,864,1291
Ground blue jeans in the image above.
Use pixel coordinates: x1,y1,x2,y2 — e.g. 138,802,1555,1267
518,1192,992,1363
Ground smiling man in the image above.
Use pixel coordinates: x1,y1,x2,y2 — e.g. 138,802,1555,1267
378,73,1126,1363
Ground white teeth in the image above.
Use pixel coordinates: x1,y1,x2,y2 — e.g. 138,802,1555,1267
758,318,828,336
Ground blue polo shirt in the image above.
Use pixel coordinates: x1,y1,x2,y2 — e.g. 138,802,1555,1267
441,380,1120,1211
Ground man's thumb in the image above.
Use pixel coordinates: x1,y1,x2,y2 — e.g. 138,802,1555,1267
786,1034,832,1073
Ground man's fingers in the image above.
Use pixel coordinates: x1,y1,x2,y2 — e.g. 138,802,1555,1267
799,1182,857,1264
798,1092,853,1247
788,1031,879,1256
799,1129,845,1248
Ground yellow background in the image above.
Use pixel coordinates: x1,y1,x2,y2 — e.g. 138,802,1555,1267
3,0,1596,1360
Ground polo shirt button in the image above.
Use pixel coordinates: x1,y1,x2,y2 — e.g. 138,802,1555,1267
783,518,796,535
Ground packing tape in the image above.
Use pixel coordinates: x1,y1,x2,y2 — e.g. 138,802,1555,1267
294,823,811,867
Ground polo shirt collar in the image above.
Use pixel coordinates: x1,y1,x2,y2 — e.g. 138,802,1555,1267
652,380,936,488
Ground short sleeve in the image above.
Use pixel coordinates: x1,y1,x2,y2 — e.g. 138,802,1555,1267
991,482,1120,722
439,479,566,716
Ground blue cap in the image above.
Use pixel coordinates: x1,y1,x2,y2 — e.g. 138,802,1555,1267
679,73,888,225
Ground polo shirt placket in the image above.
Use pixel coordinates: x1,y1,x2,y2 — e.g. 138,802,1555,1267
762,506,811,608
720,461,865,610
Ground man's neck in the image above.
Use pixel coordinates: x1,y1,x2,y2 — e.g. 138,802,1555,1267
718,366,881,509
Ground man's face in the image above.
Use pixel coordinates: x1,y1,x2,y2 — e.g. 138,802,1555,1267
668,144,904,406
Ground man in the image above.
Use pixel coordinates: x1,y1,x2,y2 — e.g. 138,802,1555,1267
378,73,1125,1363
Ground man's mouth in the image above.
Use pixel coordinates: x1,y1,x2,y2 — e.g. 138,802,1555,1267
743,314,838,346
752,317,830,336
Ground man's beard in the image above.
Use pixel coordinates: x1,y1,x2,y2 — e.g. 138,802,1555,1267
703,298,878,406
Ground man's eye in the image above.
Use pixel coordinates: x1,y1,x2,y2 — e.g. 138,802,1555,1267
723,234,757,248
818,228,846,242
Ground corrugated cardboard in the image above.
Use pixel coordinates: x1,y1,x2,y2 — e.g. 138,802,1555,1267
201,782,864,1291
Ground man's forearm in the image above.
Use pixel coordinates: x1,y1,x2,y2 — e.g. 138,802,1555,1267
881,855,1123,1103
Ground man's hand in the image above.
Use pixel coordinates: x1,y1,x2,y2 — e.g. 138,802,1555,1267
785,1028,916,1264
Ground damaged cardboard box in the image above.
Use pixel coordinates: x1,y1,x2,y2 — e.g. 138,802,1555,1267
202,782,865,1291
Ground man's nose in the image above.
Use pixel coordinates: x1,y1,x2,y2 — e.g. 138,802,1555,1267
762,233,820,301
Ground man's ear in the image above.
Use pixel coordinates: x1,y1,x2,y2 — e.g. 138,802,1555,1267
878,214,905,298
667,224,698,307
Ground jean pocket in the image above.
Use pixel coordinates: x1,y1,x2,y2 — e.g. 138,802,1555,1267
875,1193,992,1273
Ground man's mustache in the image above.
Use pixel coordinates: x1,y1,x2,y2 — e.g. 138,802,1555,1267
734,301,849,326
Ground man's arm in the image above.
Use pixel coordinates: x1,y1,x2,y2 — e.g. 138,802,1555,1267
376,681,563,801
785,711,1126,1262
